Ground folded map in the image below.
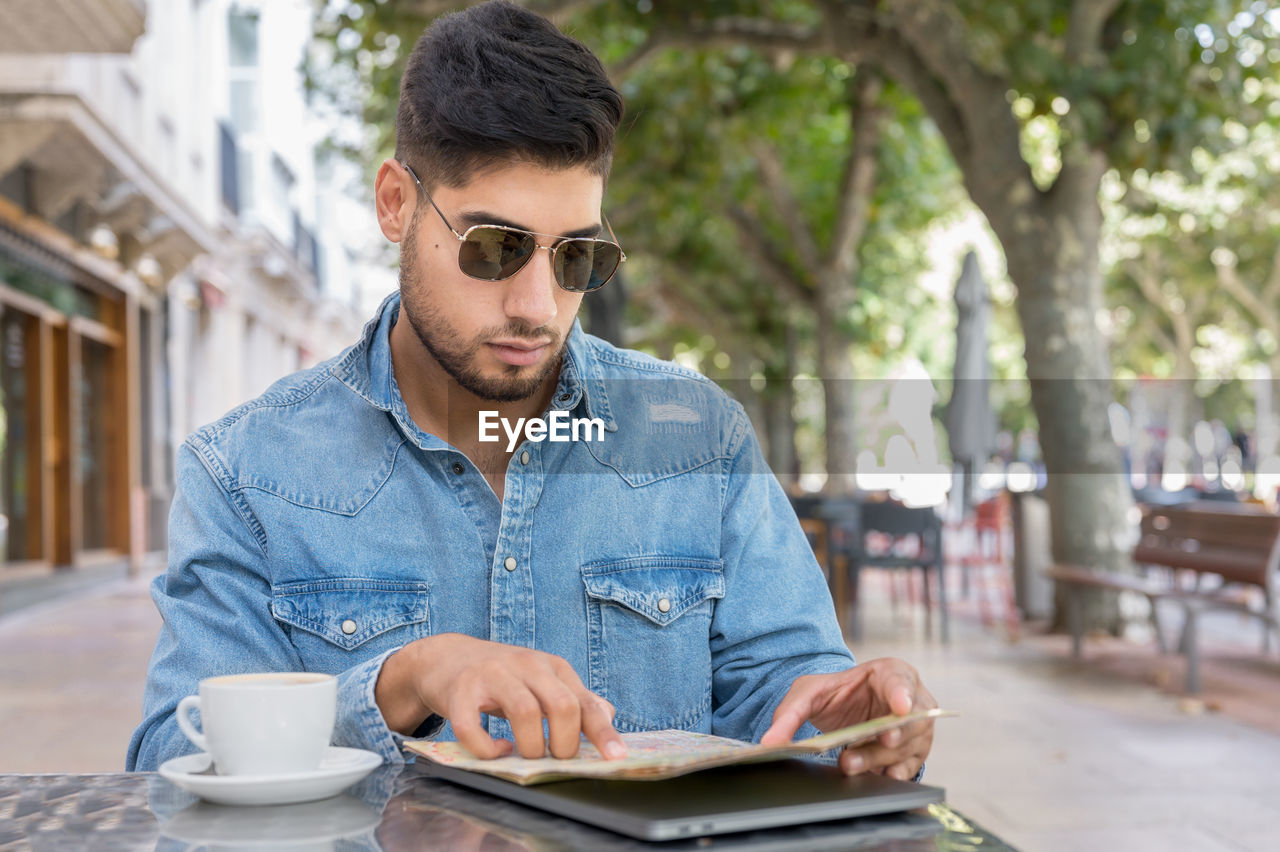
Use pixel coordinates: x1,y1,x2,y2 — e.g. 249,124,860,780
404,708,953,785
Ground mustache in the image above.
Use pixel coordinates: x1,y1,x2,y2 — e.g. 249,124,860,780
479,322,561,347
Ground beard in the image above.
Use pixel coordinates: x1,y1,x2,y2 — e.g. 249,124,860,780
398,220,566,403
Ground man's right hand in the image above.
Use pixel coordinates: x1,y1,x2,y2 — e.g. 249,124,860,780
375,633,627,761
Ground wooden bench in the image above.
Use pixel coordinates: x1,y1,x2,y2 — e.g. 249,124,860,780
1047,502,1280,693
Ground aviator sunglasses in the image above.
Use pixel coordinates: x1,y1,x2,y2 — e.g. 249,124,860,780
401,162,626,293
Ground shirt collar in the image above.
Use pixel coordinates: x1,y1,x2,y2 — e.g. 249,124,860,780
330,290,617,432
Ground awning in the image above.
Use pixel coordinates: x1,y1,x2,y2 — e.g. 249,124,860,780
0,0,146,54
0,92,216,282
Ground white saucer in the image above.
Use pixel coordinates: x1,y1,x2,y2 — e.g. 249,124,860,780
159,746,384,806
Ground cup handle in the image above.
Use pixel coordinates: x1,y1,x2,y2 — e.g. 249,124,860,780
175,695,208,752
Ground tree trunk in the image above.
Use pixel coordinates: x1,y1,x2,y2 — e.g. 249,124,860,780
1163,358,1196,489
764,384,799,490
817,73,884,496
764,325,800,490
816,288,857,495
991,164,1135,632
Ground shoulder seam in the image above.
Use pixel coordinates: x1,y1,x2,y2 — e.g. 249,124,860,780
183,437,270,557
589,344,716,383
195,369,335,443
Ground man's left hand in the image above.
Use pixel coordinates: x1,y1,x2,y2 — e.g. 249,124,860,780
759,658,937,780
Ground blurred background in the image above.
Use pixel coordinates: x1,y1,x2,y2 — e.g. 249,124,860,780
2,2,1280,849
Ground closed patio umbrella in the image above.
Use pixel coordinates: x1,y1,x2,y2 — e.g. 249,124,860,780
947,250,995,511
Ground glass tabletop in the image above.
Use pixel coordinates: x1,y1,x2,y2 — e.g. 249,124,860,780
0,766,1015,850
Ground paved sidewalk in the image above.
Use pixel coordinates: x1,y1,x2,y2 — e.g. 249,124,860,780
0,569,162,773
2,571,1279,851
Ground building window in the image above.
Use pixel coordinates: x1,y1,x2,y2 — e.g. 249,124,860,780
227,10,261,217
227,11,259,68
228,79,259,135
270,152,295,221
218,121,240,215
0,308,39,562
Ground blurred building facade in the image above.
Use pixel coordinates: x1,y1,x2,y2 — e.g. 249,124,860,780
0,0,365,597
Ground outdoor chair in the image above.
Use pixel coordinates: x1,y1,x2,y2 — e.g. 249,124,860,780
944,494,1020,639
850,500,949,643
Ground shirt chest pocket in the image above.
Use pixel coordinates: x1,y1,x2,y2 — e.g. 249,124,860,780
581,557,724,733
270,579,431,672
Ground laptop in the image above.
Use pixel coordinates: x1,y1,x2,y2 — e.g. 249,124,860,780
415,757,945,842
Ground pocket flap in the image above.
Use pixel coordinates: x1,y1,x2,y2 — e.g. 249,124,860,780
582,557,724,626
271,579,429,651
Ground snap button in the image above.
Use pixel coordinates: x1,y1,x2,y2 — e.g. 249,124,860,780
504,556,518,572
452,462,465,475
520,450,530,465
341,619,357,635
657,598,671,613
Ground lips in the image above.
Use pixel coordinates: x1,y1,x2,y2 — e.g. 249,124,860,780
487,339,551,367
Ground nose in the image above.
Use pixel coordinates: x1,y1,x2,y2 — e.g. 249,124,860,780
502,245,559,328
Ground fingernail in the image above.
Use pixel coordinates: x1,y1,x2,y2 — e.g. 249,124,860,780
846,754,864,773
605,741,626,760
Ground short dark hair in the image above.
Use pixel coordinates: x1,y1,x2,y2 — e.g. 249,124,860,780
394,0,623,190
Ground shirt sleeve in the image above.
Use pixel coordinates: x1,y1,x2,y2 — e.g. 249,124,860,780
126,440,416,771
709,401,855,743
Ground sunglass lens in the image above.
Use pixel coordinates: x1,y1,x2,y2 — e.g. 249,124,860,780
458,227,536,280
554,240,621,292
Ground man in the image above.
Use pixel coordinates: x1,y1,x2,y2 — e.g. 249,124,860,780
128,0,936,780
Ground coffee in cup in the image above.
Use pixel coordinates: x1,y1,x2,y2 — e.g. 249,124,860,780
176,672,337,776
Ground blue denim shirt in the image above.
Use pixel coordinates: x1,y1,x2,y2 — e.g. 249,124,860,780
127,293,853,771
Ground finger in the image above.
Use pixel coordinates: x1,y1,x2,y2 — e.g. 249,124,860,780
578,691,627,760
760,676,822,745
448,688,510,760
549,657,589,692
877,667,918,716
877,716,928,748
497,682,550,760
884,759,922,782
878,727,904,748
840,738,910,775
526,676,582,760
541,658,622,759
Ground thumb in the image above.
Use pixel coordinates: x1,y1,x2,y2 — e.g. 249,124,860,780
760,683,820,746
887,681,914,716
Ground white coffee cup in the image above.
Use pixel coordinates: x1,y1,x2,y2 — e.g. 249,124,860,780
176,672,337,776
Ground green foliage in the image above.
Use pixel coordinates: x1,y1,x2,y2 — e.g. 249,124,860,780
1104,107,1280,428
307,1,436,162
612,44,964,407
956,0,1280,178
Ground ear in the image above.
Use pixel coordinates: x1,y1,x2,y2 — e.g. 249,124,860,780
375,158,416,243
